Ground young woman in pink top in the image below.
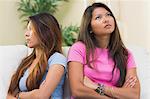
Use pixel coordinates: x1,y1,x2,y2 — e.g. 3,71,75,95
68,2,140,99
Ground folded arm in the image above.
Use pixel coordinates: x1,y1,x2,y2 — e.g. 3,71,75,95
84,68,140,99
7,94,17,99
15,64,65,99
68,61,111,99
111,68,140,99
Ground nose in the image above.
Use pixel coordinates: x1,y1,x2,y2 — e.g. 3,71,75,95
24,30,30,38
102,16,109,23
25,30,30,37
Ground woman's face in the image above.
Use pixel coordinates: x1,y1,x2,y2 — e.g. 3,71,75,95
25,21,39,48
91,7,115,36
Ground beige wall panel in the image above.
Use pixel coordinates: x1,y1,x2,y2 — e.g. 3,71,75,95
0,0,25,45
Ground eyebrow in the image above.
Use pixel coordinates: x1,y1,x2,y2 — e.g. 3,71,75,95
94,11,111,16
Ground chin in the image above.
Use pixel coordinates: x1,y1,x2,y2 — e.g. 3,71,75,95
106,29,114,34
27,44,34,48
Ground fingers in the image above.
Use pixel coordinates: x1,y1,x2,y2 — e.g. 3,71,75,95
124,76,131,87
130,79,137,88
40,80,46,88
84,76,87,80
84,76,92,83
124,76,137,88
84,76,98,89
124,76,133,87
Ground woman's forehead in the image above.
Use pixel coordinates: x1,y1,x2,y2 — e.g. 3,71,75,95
92,7,109,15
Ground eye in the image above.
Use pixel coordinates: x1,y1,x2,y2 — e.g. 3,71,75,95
106,13,112,17
95,15,102,20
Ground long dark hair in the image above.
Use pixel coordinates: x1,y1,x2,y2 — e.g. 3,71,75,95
78,2,128,87
8,13,63,95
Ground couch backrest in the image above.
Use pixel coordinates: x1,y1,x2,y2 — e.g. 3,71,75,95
127,45,150,99
0,45,28,99
0,45,150,99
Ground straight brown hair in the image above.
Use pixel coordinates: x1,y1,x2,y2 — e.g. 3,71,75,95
8,13,63,95
78,3,128,87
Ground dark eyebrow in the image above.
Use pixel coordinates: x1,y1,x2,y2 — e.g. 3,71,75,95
94,14,102,17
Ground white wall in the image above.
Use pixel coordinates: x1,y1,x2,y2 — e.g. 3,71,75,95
55,0,86,27
148,0,150,52
0,0,25,45
94,0,150,52
119,0,150,52
0,0,86,45
0,0,150,53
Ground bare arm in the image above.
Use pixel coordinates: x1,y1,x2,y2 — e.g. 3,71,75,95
18,64,65,99
68,61,111,99
6,94,17,99
111,68,140,99
84,68,140,99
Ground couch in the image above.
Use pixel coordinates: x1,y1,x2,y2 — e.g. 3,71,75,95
0,45,150,99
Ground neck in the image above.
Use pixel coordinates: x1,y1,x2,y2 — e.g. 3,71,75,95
95,35,110,48
35,47,43,60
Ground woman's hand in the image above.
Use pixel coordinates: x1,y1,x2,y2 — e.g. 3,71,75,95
123,76,137,88
83,76,98,89
39,80,46,88
19,89,39,99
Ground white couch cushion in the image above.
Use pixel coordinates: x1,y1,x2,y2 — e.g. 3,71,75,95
0,45,149,99
0,45,28,99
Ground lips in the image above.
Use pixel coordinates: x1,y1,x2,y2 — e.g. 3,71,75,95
104,24,111,28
